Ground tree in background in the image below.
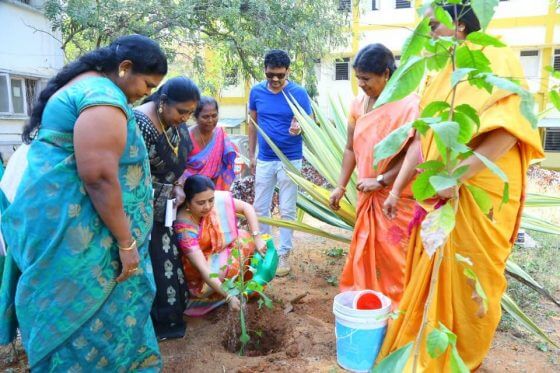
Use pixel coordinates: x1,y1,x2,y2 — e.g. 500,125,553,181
43,0,349,96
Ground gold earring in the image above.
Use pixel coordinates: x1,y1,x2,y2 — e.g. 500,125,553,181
119,70,125,78
158,106,163,114
458,26,465,32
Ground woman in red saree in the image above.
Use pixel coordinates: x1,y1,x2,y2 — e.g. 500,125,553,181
330,44,419,305
177,97,237,190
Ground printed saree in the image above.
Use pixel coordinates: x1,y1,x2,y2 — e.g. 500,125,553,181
135,110,192,340
378,45,544,370
179,126,237,190
0,77,161,371
174,191,256,316
339,94,419,306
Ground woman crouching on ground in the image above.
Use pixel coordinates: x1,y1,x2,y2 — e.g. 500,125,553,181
174,175,267,316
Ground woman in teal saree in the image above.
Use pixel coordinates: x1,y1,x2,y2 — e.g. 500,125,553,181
0,35,167,371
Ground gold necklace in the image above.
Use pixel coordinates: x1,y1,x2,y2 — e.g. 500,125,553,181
197,126,211,149
156,109,180,156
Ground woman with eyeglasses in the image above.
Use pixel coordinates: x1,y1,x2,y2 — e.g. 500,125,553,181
178,96,237,191
329,43,419,306
134,76,200,340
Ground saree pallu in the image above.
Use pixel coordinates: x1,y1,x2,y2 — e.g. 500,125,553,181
339,94,419,306
379,45,544,371
1,77,161,371
174,191,256,316
180,126,237,190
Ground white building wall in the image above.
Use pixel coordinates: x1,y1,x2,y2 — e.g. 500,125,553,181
360,0,415,25
0,1,63,77
0,0,64,160
494,27,547,47
493,0,549,19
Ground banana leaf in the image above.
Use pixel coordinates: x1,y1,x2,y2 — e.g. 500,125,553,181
501,293,559,347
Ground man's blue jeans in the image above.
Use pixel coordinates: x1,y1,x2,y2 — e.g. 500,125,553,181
254,159,302,256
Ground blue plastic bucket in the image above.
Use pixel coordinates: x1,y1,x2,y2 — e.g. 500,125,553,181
333,291,391,372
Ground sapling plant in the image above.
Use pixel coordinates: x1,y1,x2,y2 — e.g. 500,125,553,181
211,236,273,356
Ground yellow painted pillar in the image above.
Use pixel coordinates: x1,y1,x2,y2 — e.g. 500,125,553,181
351,2,360,96
538,2,559,112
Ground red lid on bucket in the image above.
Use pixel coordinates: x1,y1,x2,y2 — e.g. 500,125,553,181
354,291,382,310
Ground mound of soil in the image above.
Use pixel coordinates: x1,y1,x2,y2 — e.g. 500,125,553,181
222,303,288,357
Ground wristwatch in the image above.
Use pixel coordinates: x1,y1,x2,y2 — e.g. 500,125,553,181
376,174,387,188
251,230,261,237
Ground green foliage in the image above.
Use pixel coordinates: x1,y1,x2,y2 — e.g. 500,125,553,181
420,201,456,257
426,327,449,358
434,5,455,29
502,293,559,347
372,342,413,373
473,151,509,204
470,0,500,30
463,267,489,316
44,0,347,96
374,56,426,109
466,184,493,214
480,73,538,128
425,323,469,372
466,31,506,47
400,17,431,65
373,122,413,168
451,68,476,88
325,247,346,258
220,241,273,355
412,169,438,201
455,45,492,73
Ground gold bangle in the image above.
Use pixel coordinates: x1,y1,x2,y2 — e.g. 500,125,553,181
389,190,400,199
338,185,347,192
119,239,137,251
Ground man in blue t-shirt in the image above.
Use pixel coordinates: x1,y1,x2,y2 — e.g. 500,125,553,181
248,49,312,277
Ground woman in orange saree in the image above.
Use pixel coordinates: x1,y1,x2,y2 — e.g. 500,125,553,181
379,5,544,370
329,43,419,305
174,175,267,316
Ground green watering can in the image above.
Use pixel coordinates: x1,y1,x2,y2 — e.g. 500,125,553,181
249,237,278,286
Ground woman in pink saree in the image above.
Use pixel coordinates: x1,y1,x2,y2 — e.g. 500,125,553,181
330,44,419,305
178,97,237,190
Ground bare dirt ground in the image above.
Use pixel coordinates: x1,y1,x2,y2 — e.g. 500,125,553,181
1,168,559,372
157,225,560,373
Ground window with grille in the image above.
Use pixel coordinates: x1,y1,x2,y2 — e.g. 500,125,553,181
335,58,350,81
554,49,560,72
544,128,560,151
25,79,38,114
372,0,378,10
396,0,411,9
338,0,351,12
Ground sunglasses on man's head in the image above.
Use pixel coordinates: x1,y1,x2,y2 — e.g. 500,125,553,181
265,72,286,80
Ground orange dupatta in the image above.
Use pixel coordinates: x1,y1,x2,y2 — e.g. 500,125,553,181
339,94,419,305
